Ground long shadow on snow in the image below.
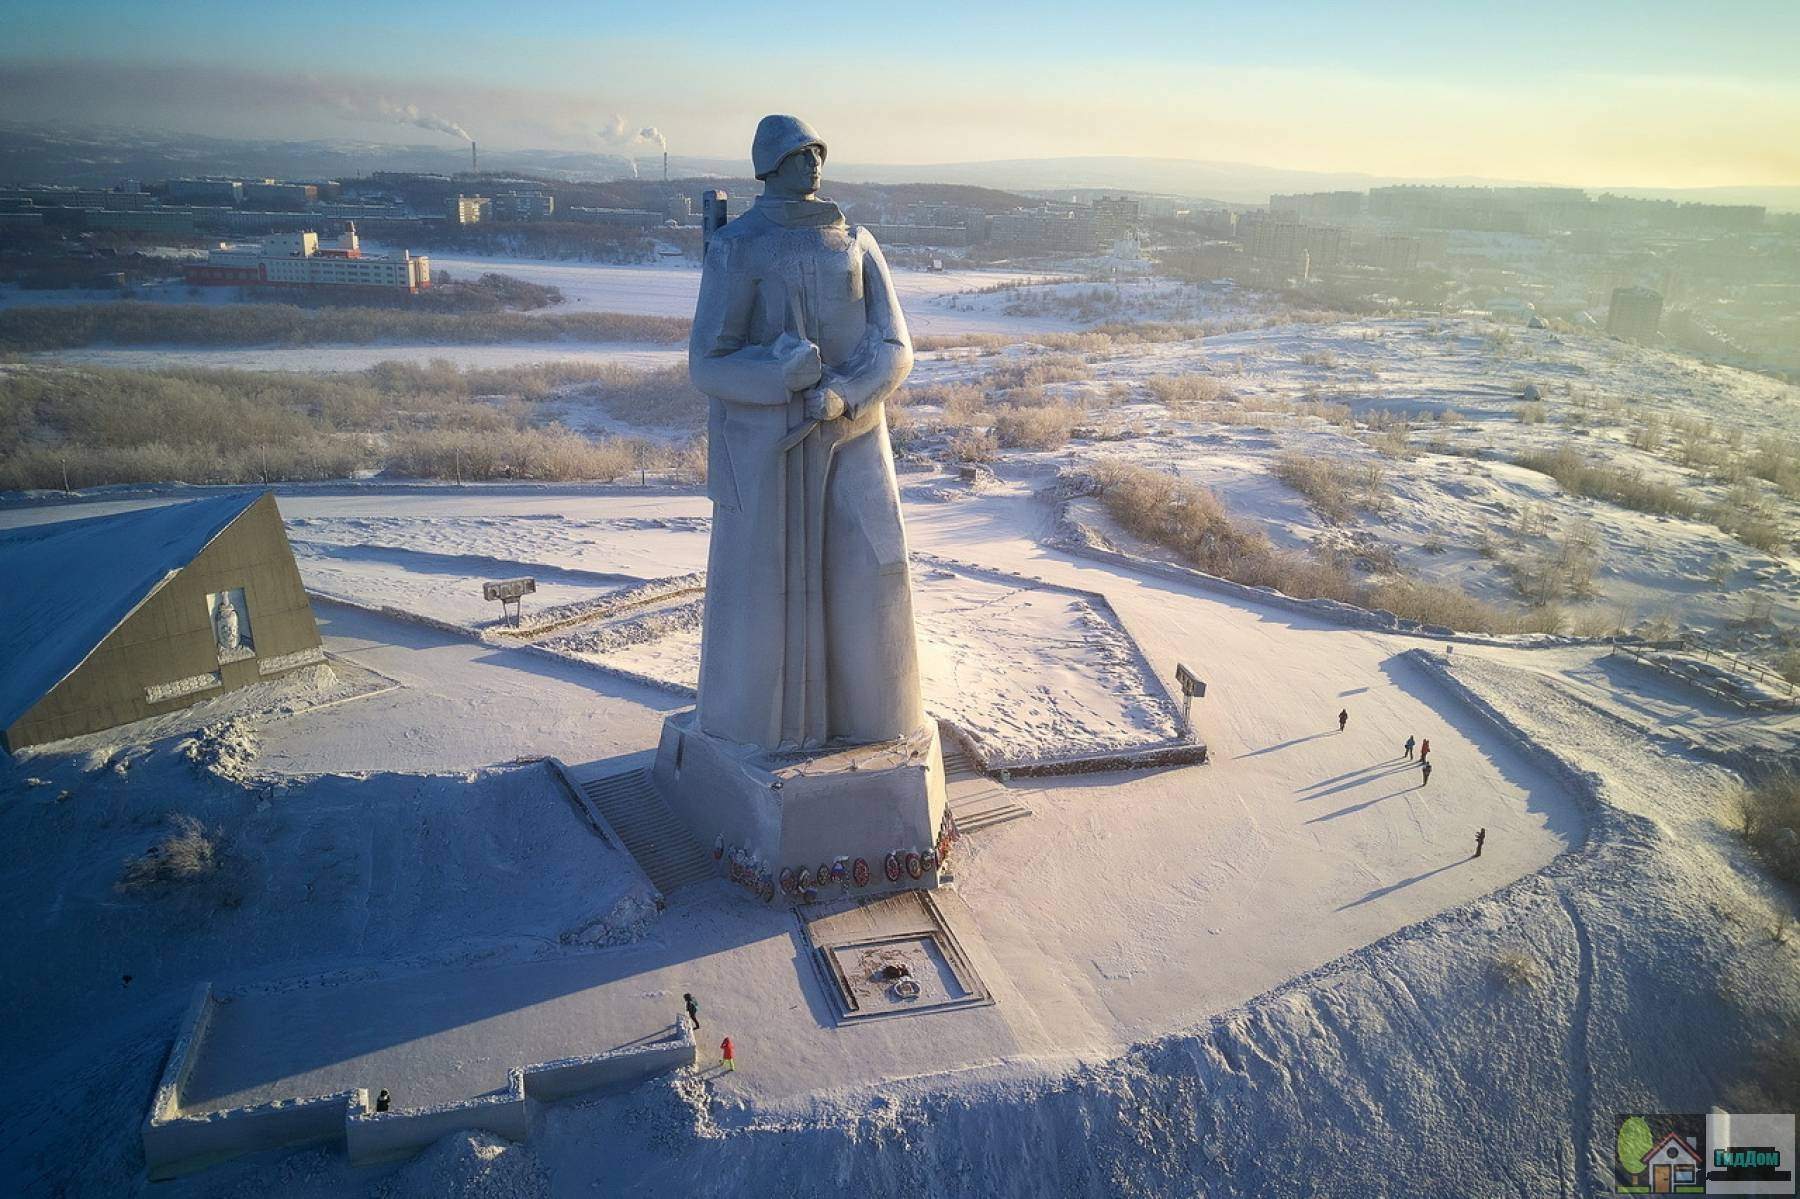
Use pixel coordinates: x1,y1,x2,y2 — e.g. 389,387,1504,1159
314,602,687,712
1375,651,1586,846
1306,785,1421,823
1239,730,1334,758
1336,857,1469,909
177,878,777,1110
1294,759,1420,800
294,538,639,590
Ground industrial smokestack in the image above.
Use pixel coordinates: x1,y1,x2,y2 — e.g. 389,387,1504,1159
663,151,668,182
471,141,478,173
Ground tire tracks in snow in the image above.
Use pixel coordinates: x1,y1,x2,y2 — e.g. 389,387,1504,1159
1557,887,1598,1199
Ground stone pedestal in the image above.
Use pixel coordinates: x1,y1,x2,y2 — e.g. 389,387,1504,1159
652,709,947,900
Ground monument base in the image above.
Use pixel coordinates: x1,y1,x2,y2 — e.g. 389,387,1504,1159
652,710,948,902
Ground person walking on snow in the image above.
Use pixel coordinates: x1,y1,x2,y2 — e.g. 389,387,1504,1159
721,1037,736,1072
1403,735,1416,760
1338,708,1349,733
1474,827,1486,858
1418,738,1431,763
1420,760,1433,787
684,993,700,1030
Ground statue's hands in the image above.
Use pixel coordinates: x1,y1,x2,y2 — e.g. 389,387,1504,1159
779,338,824,392
803,386,847,422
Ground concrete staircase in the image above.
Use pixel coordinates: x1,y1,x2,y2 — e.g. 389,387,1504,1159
577,768,715,894
942,744,1032,835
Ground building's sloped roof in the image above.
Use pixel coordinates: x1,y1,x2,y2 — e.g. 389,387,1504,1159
0,491,264,733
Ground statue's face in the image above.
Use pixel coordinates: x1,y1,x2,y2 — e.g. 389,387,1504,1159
766,145,823,199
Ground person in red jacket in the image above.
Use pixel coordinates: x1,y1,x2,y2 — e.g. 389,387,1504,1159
721,1036,735,1072
1419,738,1431,763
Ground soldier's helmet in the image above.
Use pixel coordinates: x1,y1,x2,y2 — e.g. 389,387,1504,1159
752,115,827,180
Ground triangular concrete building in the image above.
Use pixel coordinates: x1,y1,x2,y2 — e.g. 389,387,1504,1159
1,491,323,751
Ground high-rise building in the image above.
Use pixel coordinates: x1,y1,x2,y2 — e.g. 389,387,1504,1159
1092,196,1141,246
1606,286,1663,342
1270,191,1363,222
490,191,554,221
1240,215,1344,267
242,181,318,210
990,206,1097,254
185,228,430,293
447,194,492,225
166,178,244,206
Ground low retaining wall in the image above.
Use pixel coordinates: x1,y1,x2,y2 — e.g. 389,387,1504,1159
317,565,1208,776
142,986,696,1180
521,1030,698,1101
143,984,360,1179
937,718,1207,777
346,1073,529,1166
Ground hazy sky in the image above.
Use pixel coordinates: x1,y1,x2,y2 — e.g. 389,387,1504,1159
4,0,1797,186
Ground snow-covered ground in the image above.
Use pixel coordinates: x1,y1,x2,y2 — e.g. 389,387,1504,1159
5,255,1800,1194
278,503,1182,764
420,253,1078,336
900,315,1800,646
0,482,1795,1195
26,343,687,374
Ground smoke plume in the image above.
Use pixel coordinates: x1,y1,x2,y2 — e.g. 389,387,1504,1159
592,115,667,175
330,93,473,142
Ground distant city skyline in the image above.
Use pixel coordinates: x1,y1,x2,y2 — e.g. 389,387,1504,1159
3,0,1797,189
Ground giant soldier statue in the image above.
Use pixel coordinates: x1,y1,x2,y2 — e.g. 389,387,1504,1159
652,115,947,899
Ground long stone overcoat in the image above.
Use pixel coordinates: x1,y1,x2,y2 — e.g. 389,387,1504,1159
688,195,924,750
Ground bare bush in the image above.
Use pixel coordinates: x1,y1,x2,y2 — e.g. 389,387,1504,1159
1091,461,1271,575
0,303,689,352
1730,771,1800,885
0,360,686,489
1514,447,1696,517
1708,482,1789,554
948,429,998,463
1144,374,1226,411
993,401,1080,450
386,425,636,482
1747,436,1800,500
1489,947,1542,990
983,352,1092,390
118,815,218,891
1089,461,1555,633
912,332,1018,353
1271,451,1387,522
1778,650,1800,686
1516,402,1547,424
1506,522,1601,604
